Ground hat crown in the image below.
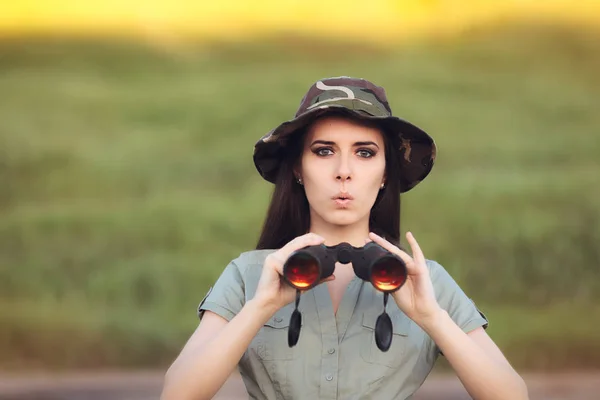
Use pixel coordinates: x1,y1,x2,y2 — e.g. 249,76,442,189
296,76,392,118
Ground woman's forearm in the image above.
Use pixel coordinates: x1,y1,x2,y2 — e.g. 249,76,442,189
421,310,528,400
161,299,275,400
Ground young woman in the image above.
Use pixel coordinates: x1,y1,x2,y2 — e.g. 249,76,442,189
161,77,528,400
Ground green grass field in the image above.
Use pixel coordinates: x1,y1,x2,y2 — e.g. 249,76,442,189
1,21,599,370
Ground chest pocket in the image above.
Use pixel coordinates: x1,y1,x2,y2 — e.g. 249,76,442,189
360,309,412,368
244,305,301,400
251,303,301,361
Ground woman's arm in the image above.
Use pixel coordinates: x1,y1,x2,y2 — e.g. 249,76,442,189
420,311,528,400
161,299,276,400
367,231,528,400
161,233,328,400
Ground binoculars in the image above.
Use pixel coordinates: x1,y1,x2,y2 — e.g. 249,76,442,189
282,242,407,352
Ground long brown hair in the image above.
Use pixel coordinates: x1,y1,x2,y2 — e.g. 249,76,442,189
255,112,403,250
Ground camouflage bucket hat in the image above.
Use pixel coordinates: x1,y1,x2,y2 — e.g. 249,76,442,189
253,76,437,193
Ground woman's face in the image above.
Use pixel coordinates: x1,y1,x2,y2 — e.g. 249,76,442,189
297,115,387,228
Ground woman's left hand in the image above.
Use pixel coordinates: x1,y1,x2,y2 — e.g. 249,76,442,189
367,231,442,327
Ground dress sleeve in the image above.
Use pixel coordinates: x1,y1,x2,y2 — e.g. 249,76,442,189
428,259,489,334
197,258,246,322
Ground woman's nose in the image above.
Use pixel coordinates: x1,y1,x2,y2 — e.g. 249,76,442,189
335,155,352,182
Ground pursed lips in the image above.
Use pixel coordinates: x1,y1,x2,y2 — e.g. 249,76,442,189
332,192,354,207
332,192,354,201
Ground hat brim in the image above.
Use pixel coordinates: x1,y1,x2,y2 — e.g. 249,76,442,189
253,105,436,193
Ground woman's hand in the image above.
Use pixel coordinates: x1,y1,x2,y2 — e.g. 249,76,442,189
367,231,442,327
253,233,334,316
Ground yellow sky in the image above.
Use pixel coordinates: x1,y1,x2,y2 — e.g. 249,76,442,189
0,0,598,41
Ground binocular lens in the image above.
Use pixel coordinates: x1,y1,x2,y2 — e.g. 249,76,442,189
285,253,320,289
371,257,406,292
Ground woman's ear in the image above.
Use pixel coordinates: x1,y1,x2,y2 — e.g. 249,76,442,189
292,166,303,185
293,162,303,180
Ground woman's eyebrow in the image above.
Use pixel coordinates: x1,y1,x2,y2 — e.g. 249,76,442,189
310,140,335,146
310,140,380,149
354,141,380,148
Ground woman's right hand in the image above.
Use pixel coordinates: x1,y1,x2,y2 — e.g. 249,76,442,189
253,233,333,315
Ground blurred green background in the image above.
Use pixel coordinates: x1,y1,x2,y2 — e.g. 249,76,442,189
1,9,599,373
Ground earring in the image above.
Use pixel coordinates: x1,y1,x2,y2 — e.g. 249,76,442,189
380,182,385,189
297,177,303,185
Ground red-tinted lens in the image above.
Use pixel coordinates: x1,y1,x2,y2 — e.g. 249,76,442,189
371,257,406,292
285,253,320,289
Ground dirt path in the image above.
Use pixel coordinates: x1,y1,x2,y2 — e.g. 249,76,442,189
0,370,599,399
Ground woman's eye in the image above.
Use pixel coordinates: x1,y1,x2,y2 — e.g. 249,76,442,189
315,147,334,156
312,147,375,157
357,149,375,158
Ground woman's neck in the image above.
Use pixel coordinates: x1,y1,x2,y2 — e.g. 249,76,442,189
309,220,370,248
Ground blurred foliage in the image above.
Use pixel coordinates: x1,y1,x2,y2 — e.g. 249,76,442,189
0,21,599,370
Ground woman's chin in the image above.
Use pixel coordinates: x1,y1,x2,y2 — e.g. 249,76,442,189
323,211,362,227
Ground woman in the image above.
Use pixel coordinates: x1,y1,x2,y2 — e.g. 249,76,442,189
161,77,528,400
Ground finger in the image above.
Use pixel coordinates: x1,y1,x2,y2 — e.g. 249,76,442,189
368,232,416,269
406,232,426,265
270,233,325,274
279,233,324,259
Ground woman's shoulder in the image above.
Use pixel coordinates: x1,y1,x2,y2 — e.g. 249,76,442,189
237,248,277,264
424,258,461,288
228,248,277,275
424,258,445,275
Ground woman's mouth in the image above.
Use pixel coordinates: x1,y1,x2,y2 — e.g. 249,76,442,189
332,192,354,207
334,198,351,207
